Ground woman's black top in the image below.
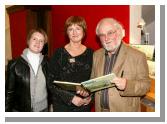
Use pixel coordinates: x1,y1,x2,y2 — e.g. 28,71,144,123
48,47,93,112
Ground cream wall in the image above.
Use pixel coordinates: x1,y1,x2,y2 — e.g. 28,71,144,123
130,5,142,44
5,6,12,66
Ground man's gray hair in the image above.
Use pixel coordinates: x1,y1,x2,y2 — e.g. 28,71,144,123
96,18,124,36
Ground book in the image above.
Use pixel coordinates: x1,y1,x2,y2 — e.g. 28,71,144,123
53,73,116,92
81,73,116,92
53,81,81,91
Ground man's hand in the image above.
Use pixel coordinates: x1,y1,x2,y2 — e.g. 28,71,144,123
112,77,127,90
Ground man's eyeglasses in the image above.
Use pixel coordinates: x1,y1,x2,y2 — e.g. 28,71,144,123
99,30,117,39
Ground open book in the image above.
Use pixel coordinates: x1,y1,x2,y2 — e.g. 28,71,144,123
53,73,116,92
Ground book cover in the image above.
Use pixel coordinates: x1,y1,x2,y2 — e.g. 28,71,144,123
81,73,116,92
53,73,116,92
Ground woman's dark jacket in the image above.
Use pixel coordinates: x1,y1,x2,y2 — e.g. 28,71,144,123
48,48,93,112
5,56,52,112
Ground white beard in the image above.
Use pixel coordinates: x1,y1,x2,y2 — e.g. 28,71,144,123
102,40,121,52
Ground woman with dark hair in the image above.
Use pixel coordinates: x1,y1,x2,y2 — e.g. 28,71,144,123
48,16,93,112
5,28,52,112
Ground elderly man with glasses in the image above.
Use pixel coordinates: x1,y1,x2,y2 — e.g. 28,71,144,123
90,18,151,112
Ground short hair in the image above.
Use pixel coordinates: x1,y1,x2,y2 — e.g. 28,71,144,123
96,18,124,36
64,16,87,36
27,28,48,44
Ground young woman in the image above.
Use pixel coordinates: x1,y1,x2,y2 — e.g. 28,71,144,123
5,29,51,112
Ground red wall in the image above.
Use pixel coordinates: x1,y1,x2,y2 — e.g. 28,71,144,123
51,5,129,53
9,9,27,58
9,5,129,58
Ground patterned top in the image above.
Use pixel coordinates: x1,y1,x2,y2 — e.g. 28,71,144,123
49,47,93,112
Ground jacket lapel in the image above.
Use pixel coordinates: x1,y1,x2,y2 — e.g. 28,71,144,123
98,49,105,76
112,43,128,76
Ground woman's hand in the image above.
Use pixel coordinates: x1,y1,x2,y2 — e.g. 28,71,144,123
71,95,92,106
76,86,90,97
83,96,92,105
71,95,85,106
